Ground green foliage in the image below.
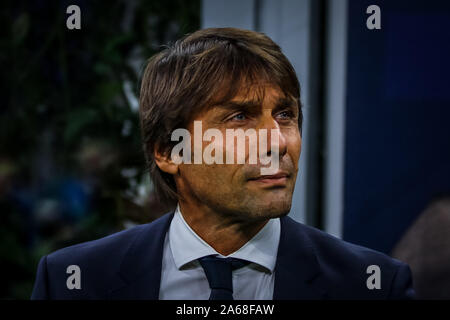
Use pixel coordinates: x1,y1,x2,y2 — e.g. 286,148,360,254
0,0,200,299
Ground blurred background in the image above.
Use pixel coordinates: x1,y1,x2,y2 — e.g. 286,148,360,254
1,0,200,299
1,0,450,299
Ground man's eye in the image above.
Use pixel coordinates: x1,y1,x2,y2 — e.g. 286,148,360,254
277,110,294,119
230,113,246,121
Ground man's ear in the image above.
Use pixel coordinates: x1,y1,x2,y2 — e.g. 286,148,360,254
154,148,179,175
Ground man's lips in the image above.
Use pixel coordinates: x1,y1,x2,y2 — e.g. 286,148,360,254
247,172,290,186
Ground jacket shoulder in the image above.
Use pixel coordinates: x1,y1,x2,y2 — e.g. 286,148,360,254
40,223,147,299
298,221,403,267
283,217,414,299
33,213,173,299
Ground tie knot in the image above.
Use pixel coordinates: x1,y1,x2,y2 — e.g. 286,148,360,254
198,255,250,300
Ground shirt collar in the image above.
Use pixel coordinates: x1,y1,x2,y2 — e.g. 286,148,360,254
169,204,280,273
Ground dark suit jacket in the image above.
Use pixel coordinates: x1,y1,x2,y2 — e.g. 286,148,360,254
31,212,415,299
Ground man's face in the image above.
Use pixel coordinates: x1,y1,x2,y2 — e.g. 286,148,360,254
175,83,302,222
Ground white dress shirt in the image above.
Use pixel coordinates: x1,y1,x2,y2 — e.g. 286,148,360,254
158,204,281,300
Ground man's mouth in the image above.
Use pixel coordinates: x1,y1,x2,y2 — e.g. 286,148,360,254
247,172,290,186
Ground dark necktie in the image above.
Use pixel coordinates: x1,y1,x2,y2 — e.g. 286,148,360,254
198,255,250,300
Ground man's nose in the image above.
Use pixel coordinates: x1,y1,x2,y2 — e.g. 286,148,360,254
258,116,288,159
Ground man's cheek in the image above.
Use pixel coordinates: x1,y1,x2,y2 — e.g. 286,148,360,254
209,166,231,186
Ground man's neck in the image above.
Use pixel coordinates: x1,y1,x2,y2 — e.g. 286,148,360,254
178,201,269,256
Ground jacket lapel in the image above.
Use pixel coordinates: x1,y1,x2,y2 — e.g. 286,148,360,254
273,216,328,300
107,212,174,300
107,213,328,300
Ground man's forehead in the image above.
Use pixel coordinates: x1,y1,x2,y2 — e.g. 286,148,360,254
207,84,296,114
189,82,296,123
228,82,285,103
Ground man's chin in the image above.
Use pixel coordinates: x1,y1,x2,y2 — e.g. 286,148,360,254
245,199,292,221
207,190,293,222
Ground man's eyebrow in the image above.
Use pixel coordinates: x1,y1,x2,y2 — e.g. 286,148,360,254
273,97,298,110
213,100,261,111
211,97,298,113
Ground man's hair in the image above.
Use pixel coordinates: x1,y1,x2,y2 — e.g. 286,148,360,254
139,27,302,205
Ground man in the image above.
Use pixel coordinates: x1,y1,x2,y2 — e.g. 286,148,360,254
31,28,415,300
